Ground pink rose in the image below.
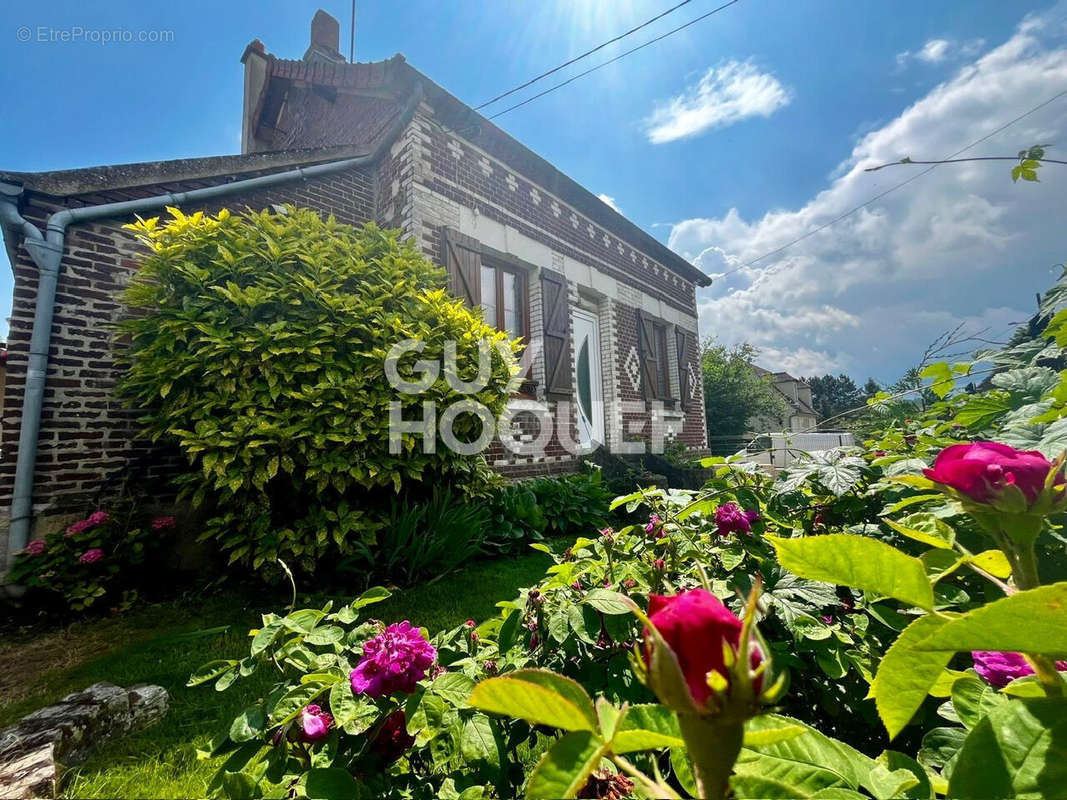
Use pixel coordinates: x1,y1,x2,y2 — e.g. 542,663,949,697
86,511,110,526
24,539,46,556
714,503,760,536
973,651,1067,688
643,588,762,708
299,704,333,742
349,621,436,698
924,442,1058,506
78,548,104,564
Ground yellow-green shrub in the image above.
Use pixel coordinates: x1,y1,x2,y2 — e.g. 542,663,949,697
119,207,519,572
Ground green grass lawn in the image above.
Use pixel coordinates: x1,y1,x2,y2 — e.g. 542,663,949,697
0,551,553,799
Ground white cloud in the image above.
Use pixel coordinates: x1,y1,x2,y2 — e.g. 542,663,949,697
672,11,1067,383
598,193,622,213
918,38,952,62
644,60,790,144
896,37,987,70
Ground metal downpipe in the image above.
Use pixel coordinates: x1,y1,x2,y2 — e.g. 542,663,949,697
0,86,421,574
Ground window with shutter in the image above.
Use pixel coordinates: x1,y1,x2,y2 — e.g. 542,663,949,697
541,269,572,396
441,227,481,307
637,310,675,402
676,328,692,409
636,310,659,400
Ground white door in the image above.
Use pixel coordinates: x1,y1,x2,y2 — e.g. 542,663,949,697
572,308,604,451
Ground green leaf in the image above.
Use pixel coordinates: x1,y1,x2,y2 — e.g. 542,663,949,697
304,625,345,646
305,767,359,800
229,705,266,743
921,362,954,399
883,513,955,549
863,763,920,800
768,534,935,610
269,682,329,724
612,704,684,753
954,394,1012,428
250,620,284,656
431,672,476,706
352,586,391,609
498,609,521,652
732,773,830,798
187,659,237,687
948,698,1067,799
914,583,1067,653
877,750,933,800
460,714,499,767
583,589,635,616
736,714,875,792
468,669,597,732
872,614,956,739
966,549,1012,579
951,677,1008,730
524,730,607,800
744,724,807,746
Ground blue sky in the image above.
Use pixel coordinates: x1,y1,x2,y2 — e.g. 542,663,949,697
2,0,1065,382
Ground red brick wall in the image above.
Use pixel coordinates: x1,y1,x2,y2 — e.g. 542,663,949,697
0,165,375,529
418,121,698,316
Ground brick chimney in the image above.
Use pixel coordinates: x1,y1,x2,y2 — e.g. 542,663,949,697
304,9,346,63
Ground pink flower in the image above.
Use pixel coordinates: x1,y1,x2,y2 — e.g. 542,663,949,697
24,539,46,556
714,503,760,536
349,621,436,697
78,548,104,565
66,520,90,536
973,651,1067,688
644,515,662,534
644,588,763,708
151,516,176,531
87,511,110,526
299,704,333,742
924,442,1058,506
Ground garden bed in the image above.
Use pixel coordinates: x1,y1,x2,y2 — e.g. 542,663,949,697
0,550,554,799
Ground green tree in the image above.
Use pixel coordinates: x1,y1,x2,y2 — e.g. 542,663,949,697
701,340,787,453
806,373,865,421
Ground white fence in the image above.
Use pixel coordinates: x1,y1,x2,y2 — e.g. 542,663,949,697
738,431,856,468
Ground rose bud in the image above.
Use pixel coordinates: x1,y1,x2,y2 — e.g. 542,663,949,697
924,442,1067,544
641,589,765,714
637,588,776,800
653,558,666,571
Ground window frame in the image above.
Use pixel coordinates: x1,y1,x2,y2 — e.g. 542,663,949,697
479,256,530,343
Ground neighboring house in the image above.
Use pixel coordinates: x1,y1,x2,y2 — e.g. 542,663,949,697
749,365,819,433
0,11,710,563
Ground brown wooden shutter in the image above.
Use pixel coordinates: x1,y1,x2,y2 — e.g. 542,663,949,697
676,328,691,409
441,227,481,307
636,309,660,400
541,269,572,396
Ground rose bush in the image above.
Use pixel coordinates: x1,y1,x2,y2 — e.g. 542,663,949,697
194,267,1067,798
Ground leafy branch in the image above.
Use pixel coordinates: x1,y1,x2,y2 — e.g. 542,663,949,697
864,145,1062,182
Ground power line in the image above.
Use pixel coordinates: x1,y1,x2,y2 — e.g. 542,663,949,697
487,0,743,121
475,0,697,111
715,87,1067,280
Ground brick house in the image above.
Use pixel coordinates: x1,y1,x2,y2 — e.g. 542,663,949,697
0,10,710,569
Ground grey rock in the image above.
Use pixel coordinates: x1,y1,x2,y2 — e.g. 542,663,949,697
0,682,169,799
